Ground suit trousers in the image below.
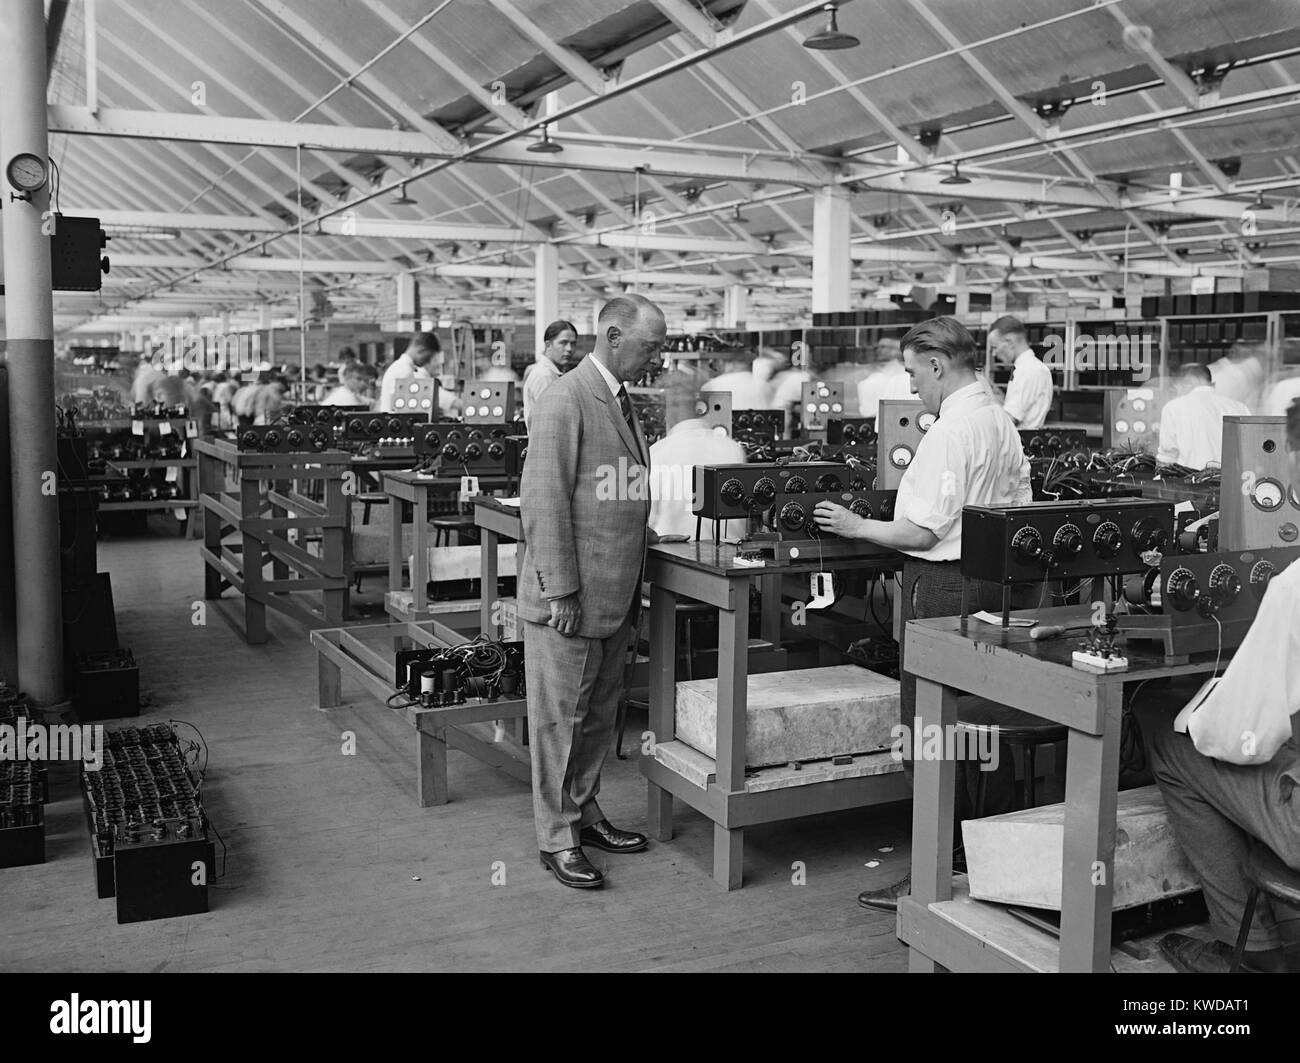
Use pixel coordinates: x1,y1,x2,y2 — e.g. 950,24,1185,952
524,615,633,853
1136,702,1300,951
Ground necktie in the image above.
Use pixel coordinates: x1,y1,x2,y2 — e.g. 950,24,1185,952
616,384,639,440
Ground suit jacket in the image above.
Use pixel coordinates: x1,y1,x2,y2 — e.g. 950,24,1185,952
519,355,650,639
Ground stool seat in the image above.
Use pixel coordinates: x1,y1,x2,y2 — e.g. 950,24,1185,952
1244,842,1300,907
955,697,1069,743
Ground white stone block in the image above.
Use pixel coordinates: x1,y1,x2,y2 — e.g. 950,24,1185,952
674,665,899,769
963,784,1199,911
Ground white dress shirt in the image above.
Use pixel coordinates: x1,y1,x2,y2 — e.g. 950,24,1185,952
1263,376,1300,418
378,353,428,413
771,369,812,409
1156,385,1251,469
587,352,622,396
522,354,562,429
648,420,748,540
895,381,1032,562
857,363,913,419
1002,348,1054,429
321,385,366,407
1179,559,1300,788
702,370,772,410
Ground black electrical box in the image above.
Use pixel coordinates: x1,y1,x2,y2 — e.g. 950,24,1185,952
961,498,1175,585
50,215,110,292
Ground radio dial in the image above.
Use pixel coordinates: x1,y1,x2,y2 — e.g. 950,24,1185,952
1166,568,1201,611
1249,560,1276,599
1205,563,1241,609
1092,521,1123,558
814,473,843,492
487,442,505,460
752,477,777,505
286,429,305,449
441,444,460,461
464,443,483,461
784,476,808,494
778,501,807,532
262,429,282,448
720,478,745,506
1052,523,1083,559
1012,526,1043,563
1131,518,1168,554
849,498,872,518
366,417,384,435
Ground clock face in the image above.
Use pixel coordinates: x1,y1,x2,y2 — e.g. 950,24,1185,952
6,153,47,193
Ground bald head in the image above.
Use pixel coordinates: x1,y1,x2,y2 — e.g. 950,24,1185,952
595,293,667,382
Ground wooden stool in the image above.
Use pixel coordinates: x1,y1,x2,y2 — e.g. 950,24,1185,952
431,515,477,546
956,699,1069,814
1230,842,1300,972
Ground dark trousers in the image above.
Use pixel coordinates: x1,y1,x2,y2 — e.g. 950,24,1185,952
898,559,1021,823
1136,702,1300,950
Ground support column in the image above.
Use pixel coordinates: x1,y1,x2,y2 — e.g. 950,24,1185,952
947,263,969,317
395,274,419,333
812,186,851,315
0,0,63,702
534,243,559,351
723,284,747,329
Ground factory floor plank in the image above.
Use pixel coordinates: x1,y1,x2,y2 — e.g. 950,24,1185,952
2,535,914,973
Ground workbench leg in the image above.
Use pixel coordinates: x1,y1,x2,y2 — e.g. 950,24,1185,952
1059,685,1122,972
713,823,744,890
480,528,498,637
908,678,958,969
647,782,673,842
758,573,781,646
317,650,342,709
646,583,677,840
418,726,449,807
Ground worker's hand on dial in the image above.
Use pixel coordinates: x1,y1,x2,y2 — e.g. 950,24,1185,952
548,592,582,637
813,500,861,538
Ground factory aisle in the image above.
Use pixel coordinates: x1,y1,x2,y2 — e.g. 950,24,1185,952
3,536,912,972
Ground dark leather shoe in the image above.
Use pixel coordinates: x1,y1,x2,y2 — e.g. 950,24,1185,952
579,819,648,854
539,847,604,889
857,874,910,912
1159,932,1285,973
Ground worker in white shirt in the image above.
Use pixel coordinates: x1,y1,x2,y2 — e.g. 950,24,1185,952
378,331,458,415
1139,396,1300,974
1210,345,1266,412
322,363,370,407
702,356,774,410
813,317,1033,914
648,371,747,540
1263,369,1300,418
989,315,1053,428
856,337,913,419
522,320,577,429
1156,362,1250,469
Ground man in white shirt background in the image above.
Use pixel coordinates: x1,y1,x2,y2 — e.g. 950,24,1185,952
702,354,774,411
522,319,577,429
378,330,459,416
322,362,370,407
813,316,1033,912
648,371,747,541
1156,362,1250,469
856,336,913,419
989,315,1054,429
1139,396,1300,974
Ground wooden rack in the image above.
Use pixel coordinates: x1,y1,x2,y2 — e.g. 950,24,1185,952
197,439,350,643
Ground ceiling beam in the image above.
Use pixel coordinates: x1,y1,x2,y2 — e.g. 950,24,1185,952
81,208,524,242
487,0,610,95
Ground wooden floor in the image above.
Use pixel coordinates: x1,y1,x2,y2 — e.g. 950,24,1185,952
3,531,919,972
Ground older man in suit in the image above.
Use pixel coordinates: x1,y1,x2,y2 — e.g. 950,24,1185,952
519,293,667,889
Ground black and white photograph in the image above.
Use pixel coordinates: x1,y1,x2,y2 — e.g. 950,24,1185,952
0,0,1298,1031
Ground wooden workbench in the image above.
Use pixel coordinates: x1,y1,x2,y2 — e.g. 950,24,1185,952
899,607,1227,972
641,540,906,890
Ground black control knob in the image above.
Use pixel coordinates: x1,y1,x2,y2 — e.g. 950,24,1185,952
1053,523,1083,559
286,429,305,449
1249,560,1276,599
1206,563,1241,607
1166,567,1201,611
1131,519,1168,555
784,476,807,494
422,431,442,451
720,477,745,507
1092,521,1122,559
308,428,331,451
814,473,843,492
366,417,384,435
1012,526,1043,563
849,498,872,519
240,431,260,450
487,441,505,460
843,424,858,441
464,443,483,461
441,444,460,461
262,429,282,448
752,477,776,506
778,501,807,532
